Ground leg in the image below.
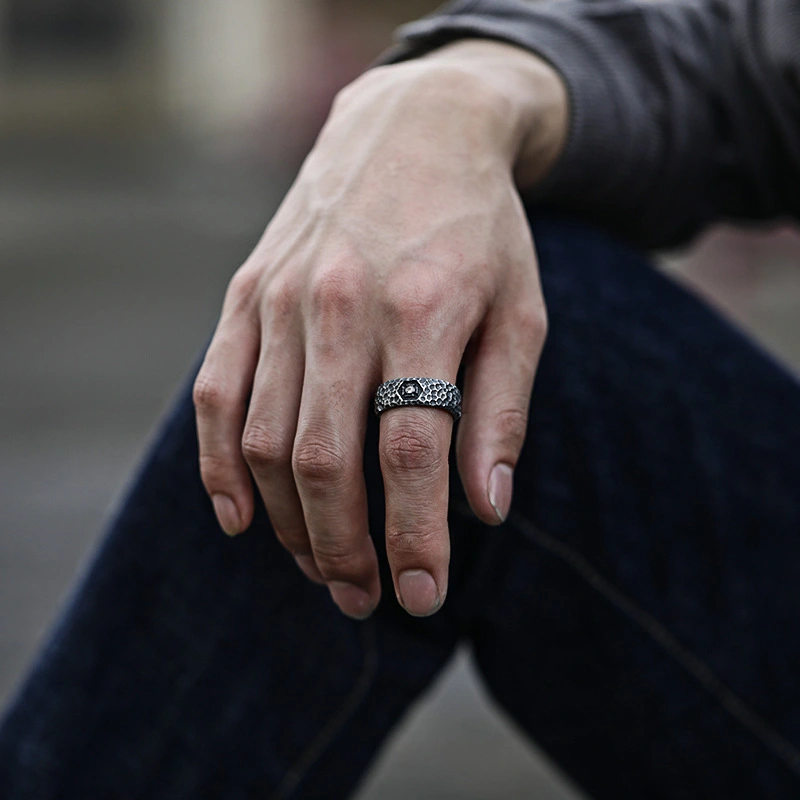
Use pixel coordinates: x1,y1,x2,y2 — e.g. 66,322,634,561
467,213,800,798
0,360,463,800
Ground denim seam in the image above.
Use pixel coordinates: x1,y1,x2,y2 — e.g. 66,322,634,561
270,619,380,800
504,511,800,780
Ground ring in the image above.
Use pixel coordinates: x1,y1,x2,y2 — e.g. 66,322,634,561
374,377,462,420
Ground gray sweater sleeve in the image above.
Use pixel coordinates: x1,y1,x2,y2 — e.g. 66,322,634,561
382,0,800,248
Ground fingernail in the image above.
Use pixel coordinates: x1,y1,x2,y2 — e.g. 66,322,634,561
397,570,440,617
295,555,325,585
212,494,241,536
329,581,375,620
488,463,514,523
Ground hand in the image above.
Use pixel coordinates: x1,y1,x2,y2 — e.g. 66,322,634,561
193,41,567,619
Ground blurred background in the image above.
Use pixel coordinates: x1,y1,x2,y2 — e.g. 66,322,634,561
1,1,799,798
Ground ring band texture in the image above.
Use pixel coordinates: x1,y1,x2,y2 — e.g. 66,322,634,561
374,377,462,420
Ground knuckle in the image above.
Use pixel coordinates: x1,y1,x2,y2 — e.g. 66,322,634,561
493,406,529,449
292,437,349,486
192,373,228,413
381,425,442,474
311,541,362,578
241,425,291,473
198,451,232,490
226,266,259,307
385,526,443,560
274,524,310,553
383,280,447,328
309,266,362,318
263,280,299,319
261,270,303,313
518,304,549,346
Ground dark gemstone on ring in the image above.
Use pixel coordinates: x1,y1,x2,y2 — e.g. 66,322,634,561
399,379,422,399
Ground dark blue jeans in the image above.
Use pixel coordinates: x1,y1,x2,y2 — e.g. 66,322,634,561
2,214,800,799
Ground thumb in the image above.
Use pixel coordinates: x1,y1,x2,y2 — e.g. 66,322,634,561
456,299,547,525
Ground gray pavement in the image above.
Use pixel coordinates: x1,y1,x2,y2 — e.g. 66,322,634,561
0,139,582,798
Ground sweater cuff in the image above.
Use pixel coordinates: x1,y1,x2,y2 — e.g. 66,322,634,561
378,0,650,210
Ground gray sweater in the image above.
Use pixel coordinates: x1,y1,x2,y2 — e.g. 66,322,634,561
383,0,800,248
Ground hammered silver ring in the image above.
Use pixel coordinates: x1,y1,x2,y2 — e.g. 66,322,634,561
373,377,462,421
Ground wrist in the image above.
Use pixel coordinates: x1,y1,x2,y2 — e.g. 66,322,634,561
342,40,568,188
419,40,568,188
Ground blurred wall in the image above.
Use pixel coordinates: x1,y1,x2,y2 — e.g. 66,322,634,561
0,0,438,143
159,0,296,142
0,0,162,134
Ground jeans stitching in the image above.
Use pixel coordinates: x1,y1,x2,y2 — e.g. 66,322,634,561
270,619,379,800
503,510,800,780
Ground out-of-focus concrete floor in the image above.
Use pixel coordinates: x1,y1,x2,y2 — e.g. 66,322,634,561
2,139,799,798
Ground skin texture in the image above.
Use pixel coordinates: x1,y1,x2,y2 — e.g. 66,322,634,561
193,40,568,619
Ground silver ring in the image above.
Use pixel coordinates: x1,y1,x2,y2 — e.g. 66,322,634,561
374,377,462,420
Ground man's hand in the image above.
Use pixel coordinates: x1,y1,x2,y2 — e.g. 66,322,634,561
193,41,567,619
